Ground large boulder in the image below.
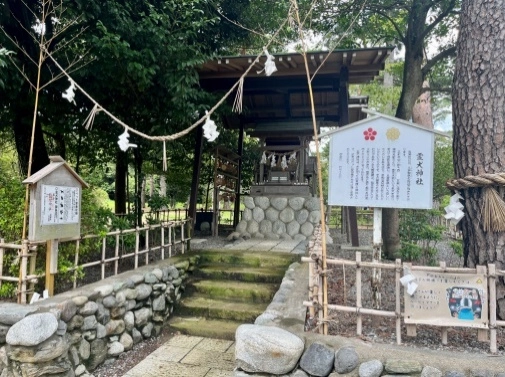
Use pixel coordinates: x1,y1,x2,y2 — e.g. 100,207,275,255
235,324,304,375
6,313,58,346
288,197,305,211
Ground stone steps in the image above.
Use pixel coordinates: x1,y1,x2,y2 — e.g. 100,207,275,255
167,317,240,340
167,250,296,340
176,295,267,322
196,264,286,283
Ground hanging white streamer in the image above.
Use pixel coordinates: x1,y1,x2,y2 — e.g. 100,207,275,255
117,128,138,151
257,49,278,76
281,155,288,170
260,151,267,164
62,78,76,105
270,153,277,167
202,111,219,142
83,104,101,130
444,192,465,225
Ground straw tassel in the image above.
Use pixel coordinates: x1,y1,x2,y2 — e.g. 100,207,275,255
232,77,244,114
482,187,505,232
83,104,101,130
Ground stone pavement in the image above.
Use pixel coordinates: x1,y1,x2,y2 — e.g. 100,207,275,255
123,335,235,377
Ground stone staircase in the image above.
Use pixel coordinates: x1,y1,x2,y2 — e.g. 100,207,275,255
167,250,298,340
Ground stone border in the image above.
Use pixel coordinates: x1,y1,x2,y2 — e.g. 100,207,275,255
0,255,198,377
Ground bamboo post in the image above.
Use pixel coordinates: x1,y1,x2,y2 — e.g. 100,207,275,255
0,238,5,289
395,258,402,345
168,223,172,258
101,237,106,280
45,239,58,298
73,240,80,289
115,229,119,275
404,262,416,336
372,208,382,310
356,252,362,336
161,223,165,260
134,227,139,269
476,265,488,341
292,1,329,336
181,222,185,254
19,240,29,304
489,264,497,353
28,246,37,301
145,228,149,266
439,261,448,344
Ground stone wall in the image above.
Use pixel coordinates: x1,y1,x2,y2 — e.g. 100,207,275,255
0,256,197,377
230,196,321,240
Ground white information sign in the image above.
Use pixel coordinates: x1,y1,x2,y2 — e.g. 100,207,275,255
41,185,80,225
328,116,434,209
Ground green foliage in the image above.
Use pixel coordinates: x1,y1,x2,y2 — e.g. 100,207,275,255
0,283,16,300
399,209,444,265
0,145,24,242
433,136,454,200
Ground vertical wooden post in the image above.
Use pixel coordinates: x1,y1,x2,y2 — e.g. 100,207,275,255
395,258,402,345
356,252,362,336
168,223,172,258
101,237,106,280
477,265,488,342
372,208,382,310
489,264,497,353
308,259,315,318
234,123,244,227
28,246,37,302
134,227,139,269
161,223,165,260
439,261,448,344
404,262,417,337
73,240,80,289
181,223,185,254
45,239,58,298
145,228,149,265
114,230,119,275
0,238,4,289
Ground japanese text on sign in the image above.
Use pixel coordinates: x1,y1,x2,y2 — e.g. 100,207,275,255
404,271,488,329
41,185,80,225
328,116,434,209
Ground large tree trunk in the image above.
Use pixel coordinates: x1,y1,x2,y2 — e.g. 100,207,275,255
383,0,429,259
453,0,505,318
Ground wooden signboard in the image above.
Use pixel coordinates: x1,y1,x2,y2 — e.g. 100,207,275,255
404,270,488,329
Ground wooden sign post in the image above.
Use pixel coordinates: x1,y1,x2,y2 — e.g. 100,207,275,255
23,156,88,297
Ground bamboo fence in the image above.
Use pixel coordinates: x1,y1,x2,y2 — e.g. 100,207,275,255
303,246,505,353
0,219,191,303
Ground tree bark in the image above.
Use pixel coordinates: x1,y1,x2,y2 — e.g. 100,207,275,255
453,0,505,318
412,81,434,129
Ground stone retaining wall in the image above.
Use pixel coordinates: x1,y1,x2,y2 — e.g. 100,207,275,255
0,256,197,377
230,196,321,240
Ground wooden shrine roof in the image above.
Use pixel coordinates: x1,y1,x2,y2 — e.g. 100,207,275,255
198,47,394,131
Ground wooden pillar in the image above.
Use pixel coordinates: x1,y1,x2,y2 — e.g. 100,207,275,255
298,137,306,184
338,66,359,246
188,125,204,229
234,123,244,227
